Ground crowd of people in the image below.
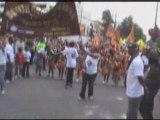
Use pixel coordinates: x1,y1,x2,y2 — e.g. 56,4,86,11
0,32,159,119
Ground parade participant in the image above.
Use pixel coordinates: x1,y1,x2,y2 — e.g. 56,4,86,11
36,39,46,70
62,42,79,89
4,37,15,84
57,54,66,80
0,38,6,95
35,49,44,77
126,43,145,119
76,50,84,82
139,26,160,119
78,46,100,100
22,46,31,78
14,48,24,79
47,46,56,78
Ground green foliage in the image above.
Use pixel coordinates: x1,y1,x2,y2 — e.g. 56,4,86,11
118,16,133,38
118,16,145,42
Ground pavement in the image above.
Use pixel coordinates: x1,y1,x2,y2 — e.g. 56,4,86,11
0,66,159,119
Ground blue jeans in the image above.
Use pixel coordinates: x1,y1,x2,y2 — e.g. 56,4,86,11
127,96,143,119
0,65,6,91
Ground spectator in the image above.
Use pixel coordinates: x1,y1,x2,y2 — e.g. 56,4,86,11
4,37,15,84
14,48,24,79
22,46,31,78
126,43,145,119
0,38,6,94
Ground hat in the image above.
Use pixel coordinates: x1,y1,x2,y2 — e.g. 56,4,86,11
128,43,138,50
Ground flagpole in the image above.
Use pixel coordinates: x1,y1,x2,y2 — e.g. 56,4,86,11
114,13,117,29
155,2,159,28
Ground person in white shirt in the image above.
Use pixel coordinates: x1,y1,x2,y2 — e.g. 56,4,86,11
63,42,79,88
141,49,149,72
15,38,25,54
22,46,31,78
4,37,15,83
126,43,146,119
78,46,100,100
0,38,6,94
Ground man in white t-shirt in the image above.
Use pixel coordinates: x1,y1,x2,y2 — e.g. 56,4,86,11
78,46,100,100
4,37,15,83
63,42,79,88
126,43,146,119
15,38,25,54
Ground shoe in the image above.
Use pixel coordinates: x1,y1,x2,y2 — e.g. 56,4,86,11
78,96,84,101
65,85,68,89
19,76,22,79
76,78,79,82
89,96,94,100
14,76,17,79
102,81,105,84
69,84,73,88
6,80,10,84
1,90,5,95
12,78,15,81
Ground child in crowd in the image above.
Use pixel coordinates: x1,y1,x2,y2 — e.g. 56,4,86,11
14,48,24,79
22,46,31,78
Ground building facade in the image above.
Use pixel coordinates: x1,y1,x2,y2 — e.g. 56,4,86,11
0,2,5,30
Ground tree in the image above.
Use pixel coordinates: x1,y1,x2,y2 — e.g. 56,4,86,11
118,16,145,42
102,10,113,33
118,16,133,39
134,23,143,42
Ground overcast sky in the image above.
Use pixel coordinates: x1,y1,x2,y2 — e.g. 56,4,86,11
44,2,159,40
82,2,160,40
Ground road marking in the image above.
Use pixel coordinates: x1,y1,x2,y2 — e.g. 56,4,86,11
84,110,94,117
100,112,113,119
119,113,126,119
116,97,124,101
84,105,99,109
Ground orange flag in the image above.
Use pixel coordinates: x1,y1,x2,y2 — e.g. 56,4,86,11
126,25,135,44
80,23,85,35
92,32,100,47
105,24,119,49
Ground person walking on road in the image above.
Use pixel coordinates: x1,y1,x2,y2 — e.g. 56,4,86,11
126,43,146,119
62,42,79,89
78,46,100,100
0,38,6,95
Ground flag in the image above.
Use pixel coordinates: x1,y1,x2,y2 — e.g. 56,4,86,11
79,23,85,35
105,24,119,49
92,32,100,47
126,25,135,44
136,39,145,51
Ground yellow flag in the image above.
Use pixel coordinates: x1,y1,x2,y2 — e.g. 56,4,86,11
136,39,145,51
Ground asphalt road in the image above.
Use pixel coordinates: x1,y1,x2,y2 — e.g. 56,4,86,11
0,66,159,119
